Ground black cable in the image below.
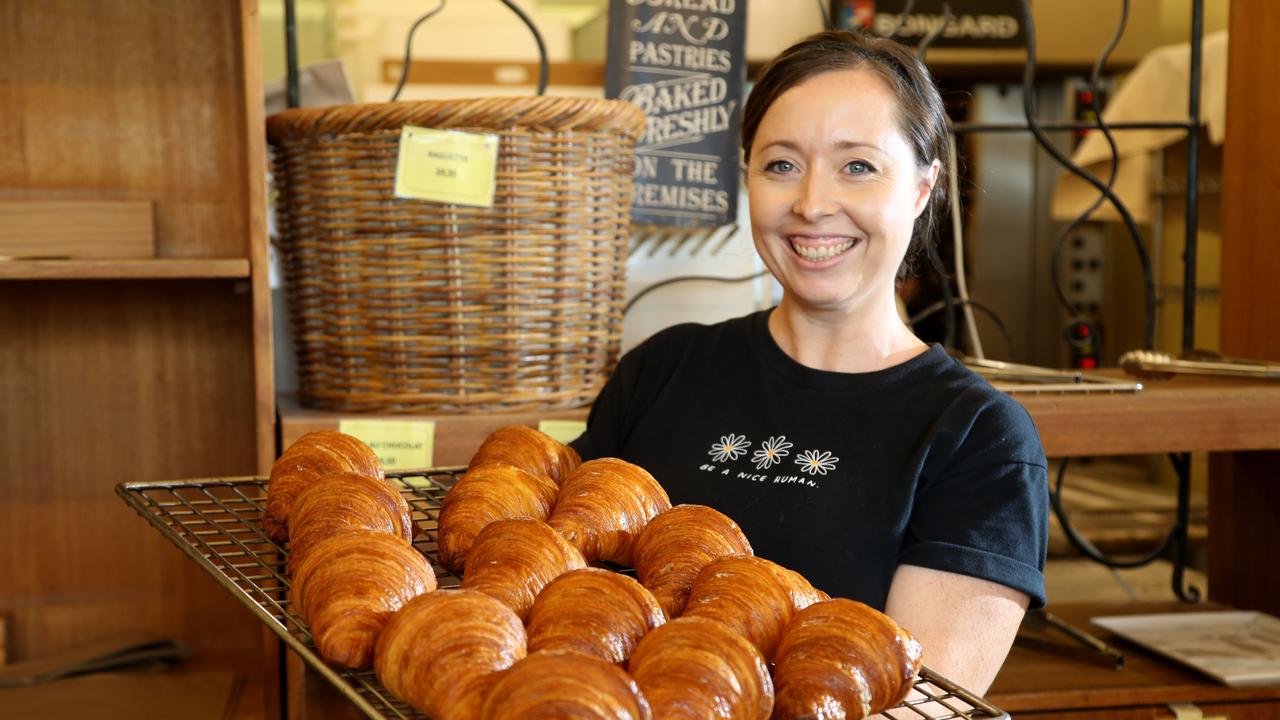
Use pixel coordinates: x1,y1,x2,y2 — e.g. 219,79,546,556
1050,458,1174,569
917,3,953,63
910,298,1016,361
389,0,448,102
816,0,833,31
623,270,770,316
497,0,549,96
1017,0,1156,350
285,0,300,108
1048,0,1127,321
883,0,915,39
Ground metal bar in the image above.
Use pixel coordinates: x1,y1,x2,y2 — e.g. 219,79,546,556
951,120,1195,134
285,0,300,108
1182,0,1204,353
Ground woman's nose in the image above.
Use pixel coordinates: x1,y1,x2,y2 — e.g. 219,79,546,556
792,173,837,221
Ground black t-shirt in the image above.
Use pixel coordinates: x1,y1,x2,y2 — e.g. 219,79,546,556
571,309,1049,610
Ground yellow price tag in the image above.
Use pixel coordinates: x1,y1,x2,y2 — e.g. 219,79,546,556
394,126,499,207
337,419,435,472
538,420,587,445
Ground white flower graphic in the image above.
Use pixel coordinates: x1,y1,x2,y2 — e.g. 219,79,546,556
709,433,751,462
752,435,793,470
795,449,839,476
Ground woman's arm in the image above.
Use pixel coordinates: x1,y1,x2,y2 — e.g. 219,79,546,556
883,563,1028,696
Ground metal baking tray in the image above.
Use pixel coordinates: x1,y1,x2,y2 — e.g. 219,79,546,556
117,469,1009,720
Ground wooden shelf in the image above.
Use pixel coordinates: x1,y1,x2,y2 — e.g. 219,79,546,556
1016,372,1280,458
0,258,250,280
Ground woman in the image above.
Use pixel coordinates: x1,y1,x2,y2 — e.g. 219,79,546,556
572,29,1048,694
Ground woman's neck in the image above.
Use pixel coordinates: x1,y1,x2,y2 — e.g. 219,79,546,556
768,293,928,373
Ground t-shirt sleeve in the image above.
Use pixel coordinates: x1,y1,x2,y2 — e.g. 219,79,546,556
898,395,1050,609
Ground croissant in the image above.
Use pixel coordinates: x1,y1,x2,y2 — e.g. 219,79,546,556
436,462,559,574
680,555,793,660
468,425,581,485
479,651,652,720
632,504,753,618
526,567,666,664
765,561,830,613
460,518,587,622
285,471,415,574
288,530,435,668
375,589,527,720
548,458,671,565
772,598,924,720
265,430,383,543
628,616,773,720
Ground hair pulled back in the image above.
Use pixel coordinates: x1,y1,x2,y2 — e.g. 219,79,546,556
741,30,951,279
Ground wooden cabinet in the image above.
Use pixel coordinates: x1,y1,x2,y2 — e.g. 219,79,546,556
0,1,276,717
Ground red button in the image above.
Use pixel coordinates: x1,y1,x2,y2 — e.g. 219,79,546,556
1080,357,1098,369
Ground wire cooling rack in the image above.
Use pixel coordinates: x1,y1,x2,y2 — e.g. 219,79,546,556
117,470,1009,720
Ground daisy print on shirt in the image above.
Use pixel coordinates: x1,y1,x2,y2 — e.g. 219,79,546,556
703,433,837,489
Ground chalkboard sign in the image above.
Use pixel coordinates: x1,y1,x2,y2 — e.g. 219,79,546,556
605,0,748,228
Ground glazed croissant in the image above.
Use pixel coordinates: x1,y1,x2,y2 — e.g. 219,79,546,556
460,518,587,622
772,598,924,720
468,425,581,485
548,458,671,565
766,560,830,613
526,567,666,664
436,462,560,574
375,589,527,720
265,430,383,543
289,529,435,668
632,504,753,618
285,471,415,574
680,555,794,660
628,615,773,720
479,651,652,720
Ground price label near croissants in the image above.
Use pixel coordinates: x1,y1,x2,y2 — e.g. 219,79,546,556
336,419,435,472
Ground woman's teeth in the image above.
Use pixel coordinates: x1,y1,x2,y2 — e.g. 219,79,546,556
791,239,855,261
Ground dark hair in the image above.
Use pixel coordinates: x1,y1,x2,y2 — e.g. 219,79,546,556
741,30,951,279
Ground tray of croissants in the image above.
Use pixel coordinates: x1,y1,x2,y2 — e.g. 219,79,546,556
117,426,1009,720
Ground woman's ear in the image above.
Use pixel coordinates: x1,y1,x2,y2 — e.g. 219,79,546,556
913,159,942,218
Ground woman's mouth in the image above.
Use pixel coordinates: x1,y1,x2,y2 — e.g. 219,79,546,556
788,237,859,262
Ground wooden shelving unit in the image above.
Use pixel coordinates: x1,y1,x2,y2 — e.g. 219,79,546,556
0,258,252,280
0,1,276,717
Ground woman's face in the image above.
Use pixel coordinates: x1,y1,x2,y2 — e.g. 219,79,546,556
747,68,939,316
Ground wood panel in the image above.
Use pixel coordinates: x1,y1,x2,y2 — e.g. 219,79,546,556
1209,0,1280,621
1013,374,1280,458
0,200,155,259
0,258,249,280
278,395,589,467
1221,0,1280,363
0,1,251,259
0,280,270,718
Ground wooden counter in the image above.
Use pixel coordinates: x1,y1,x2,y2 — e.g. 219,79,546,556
990,602,1280,719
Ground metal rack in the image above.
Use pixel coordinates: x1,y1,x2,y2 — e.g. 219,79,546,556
117,470,1008,720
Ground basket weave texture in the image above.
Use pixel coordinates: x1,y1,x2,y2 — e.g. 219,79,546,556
267,97,645,413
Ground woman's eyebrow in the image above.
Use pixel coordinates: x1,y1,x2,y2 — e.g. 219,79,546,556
756,139,885,154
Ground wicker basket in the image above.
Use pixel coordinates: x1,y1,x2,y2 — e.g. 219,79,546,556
266,97,646,413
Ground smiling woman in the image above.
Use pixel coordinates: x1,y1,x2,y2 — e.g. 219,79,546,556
571,29,1049,700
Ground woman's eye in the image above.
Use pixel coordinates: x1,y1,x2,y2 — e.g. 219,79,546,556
846,160,874,174
764,159,795,173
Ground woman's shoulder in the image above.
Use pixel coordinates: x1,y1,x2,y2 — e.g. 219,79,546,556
912,351,1046,467
624,311,761,364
